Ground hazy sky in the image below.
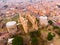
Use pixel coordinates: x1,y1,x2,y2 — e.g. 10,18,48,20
0,0,59,2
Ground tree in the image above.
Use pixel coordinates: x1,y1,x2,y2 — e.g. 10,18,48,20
48,20,53,25
12,36,23,45
53,26,60,35
47,32,55,41
29,30,41,38
31,37,38,45
53,26,60,29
